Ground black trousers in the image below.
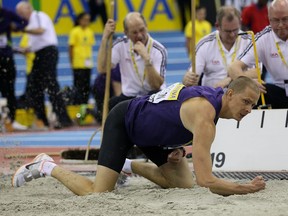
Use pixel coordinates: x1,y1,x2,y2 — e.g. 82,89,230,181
26,46,71,125
73,68,91,105
176,0,191,31
259,83,288,109
0,55,16,121
109,93,135,111
88,0,108,26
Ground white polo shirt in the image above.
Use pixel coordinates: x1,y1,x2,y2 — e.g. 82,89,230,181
26,11,58,52
112,36,167,97
239,26,288,89
189,30,251,87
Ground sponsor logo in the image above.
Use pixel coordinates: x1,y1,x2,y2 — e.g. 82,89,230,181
270,52,279,58
212,60,221,65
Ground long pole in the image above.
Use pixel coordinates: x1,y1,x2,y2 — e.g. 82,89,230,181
191,0,196,73
102,0,115,126
246,31,266,107
85,0,115,161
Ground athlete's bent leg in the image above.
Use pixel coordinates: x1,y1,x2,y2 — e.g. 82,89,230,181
52,101,132,195
13,100,132,196
131,149,194,189
51,165,119,195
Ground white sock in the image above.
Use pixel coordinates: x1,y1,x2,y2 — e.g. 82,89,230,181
122,159,132,174
41,161,57,176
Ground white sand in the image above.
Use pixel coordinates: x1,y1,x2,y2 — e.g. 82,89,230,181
1,173,288,216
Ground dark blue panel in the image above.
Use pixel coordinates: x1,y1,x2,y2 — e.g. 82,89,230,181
2,0,20,11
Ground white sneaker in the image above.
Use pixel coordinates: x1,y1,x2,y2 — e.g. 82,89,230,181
12,153,54,188
12,121,28,130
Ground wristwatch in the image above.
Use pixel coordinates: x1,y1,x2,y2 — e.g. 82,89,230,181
145,58,153,67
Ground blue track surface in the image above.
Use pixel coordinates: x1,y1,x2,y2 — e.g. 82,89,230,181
0,129,102,148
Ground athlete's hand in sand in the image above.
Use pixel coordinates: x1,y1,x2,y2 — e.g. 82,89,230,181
250,176,266,192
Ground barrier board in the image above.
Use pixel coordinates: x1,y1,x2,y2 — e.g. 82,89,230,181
210,109,288,171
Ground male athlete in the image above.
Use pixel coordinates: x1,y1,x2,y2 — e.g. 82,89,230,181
12,76,265,196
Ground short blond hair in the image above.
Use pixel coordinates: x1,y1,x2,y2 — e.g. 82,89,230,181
227,76,260,95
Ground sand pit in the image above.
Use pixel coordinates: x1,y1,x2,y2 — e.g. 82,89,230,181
1,173,288,216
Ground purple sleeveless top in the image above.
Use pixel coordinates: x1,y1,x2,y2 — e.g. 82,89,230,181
125,85,224,147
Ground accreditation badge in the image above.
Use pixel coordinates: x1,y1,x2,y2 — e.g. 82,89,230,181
84,58,92,67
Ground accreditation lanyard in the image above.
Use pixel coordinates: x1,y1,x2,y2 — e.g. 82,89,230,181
216,33,239,69
130,37,153,87
275,41,288,67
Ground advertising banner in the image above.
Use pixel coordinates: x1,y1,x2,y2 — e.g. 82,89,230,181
3,0,184,34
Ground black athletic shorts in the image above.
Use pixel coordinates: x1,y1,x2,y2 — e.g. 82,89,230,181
97,100,178,173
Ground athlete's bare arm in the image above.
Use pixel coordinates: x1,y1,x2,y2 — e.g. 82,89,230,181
180,98,266,195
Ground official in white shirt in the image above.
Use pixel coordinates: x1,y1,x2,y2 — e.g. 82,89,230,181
183,6,253,89
97,12,167,110
16,1,73,128
228,0,288,108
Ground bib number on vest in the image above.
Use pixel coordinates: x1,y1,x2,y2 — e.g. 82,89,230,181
148,83,185,103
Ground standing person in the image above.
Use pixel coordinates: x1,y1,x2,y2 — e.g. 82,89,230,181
184,6,212,57
228,0,288,108
16,2,73,129
183,6,254,88
175,0,192,31
16,33,47,130
12,77,266,196
241,0,270,34
0,6,28,131
97,12,167,110
88,0,108,28
68,12,95,105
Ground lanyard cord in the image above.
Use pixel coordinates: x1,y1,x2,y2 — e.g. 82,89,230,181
130,37,153,87
216,33,239,69
275,41,288,67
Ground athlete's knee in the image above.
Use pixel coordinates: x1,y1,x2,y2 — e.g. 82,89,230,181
159,162,194,188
